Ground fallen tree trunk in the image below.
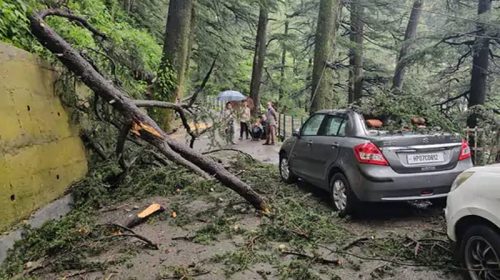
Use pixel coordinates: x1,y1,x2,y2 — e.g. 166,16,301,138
29,8,269,212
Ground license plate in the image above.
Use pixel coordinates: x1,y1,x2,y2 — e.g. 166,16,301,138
407,152,444,164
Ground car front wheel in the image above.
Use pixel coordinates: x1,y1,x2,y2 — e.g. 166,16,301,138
330,173,359,217
279,154,297,184
459,224,500,280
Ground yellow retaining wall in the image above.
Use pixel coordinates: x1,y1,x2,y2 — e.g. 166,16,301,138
0,42,88,232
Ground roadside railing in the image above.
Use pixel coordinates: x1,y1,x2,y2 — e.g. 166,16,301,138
277,114,306,140
203,97,305,139
203,98,499,164
464,127,500,165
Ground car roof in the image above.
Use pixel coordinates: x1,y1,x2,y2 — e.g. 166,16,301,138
315,109,352,115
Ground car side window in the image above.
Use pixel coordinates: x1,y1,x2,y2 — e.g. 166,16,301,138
301,114,326,136
338,120,347,136
322,116,345,136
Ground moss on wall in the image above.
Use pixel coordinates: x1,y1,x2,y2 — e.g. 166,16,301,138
0,42,88,232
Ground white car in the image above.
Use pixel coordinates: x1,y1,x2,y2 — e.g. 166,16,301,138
446,163,500,280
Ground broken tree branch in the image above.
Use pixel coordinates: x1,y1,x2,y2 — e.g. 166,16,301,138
434,91,469,107
101,223,159,249
281,251,341,265
29,8,269,211
186,56,218,108
116,122,132,170
342,237,370,251
202,148,256,161
37,9,106,39
80,131,108,160
134,100,198,148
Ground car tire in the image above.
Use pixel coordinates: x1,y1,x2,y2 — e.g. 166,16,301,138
279,154,297,184
459,224,500,280
330,173,359,218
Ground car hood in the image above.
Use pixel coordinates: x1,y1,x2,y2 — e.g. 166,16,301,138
468,163,500,173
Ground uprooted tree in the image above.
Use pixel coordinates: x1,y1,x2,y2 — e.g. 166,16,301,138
29,8,269,212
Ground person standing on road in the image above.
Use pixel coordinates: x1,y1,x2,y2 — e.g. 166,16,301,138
264,101,277,145
222,102,236,144
239,100,251,140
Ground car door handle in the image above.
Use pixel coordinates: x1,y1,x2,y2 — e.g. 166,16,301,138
307,140,313,145
331,143,339,149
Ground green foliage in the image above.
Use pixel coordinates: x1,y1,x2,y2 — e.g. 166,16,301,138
0,209,102,277
0,0,162,98
0,155,459,279
358,90,458,132
0,0,42,51
192,216,231,244
459,106,500,165
278,260,321,280
0,158,204,277
154,60,177,101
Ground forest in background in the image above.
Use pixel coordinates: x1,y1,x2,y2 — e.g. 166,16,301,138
0,0,499,141
0,1,499,278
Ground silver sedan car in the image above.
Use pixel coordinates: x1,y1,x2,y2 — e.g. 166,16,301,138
279,109,473,216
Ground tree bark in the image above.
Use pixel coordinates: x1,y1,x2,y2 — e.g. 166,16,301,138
467,0,492,128
163,0,193,98
185,3,197,78
157,0,194,131
29,9,269,212
279,20,289,102
392,0,423,91
348,0,364,103
249,4,269,116
310,0,341,113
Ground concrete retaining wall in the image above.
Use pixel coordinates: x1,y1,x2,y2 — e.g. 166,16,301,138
0,42,88,232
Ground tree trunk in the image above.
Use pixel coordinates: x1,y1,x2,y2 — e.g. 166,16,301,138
467,0,492,128
185,4,197,78
29,9,268,212
279,20,289,102
348,0,364,103
249,5,269,116
392,0,423,91
156,0,194,131
310,0,341,113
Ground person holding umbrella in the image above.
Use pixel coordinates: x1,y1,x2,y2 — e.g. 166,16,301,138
222,102,236,144
216,90,247,145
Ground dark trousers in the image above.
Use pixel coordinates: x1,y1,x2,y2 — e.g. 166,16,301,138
240,122,249,139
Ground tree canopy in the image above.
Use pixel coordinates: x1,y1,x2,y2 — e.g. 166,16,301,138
1,0,498,132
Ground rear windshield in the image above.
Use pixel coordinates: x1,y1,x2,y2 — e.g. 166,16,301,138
361,114,428,136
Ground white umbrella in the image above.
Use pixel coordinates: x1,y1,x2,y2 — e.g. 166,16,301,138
217,90,247,102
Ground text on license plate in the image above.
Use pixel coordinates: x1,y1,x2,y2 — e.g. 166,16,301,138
407,153,445,164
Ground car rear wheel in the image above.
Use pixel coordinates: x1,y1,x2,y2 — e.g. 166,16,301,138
330,173,359,217
279,155,297,184
459,225,500,280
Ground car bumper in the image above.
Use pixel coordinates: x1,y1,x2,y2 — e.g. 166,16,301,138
350,160,472,202
444,207,459,241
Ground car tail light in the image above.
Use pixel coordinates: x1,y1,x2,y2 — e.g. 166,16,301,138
354,142,389,166
459,140,471,161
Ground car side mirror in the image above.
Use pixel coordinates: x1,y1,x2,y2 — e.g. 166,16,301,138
292,129,300,138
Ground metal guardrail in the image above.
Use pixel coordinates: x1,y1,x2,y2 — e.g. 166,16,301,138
464,127,500,165
203,97,306,140
277,114,305,140
203,97,499,164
